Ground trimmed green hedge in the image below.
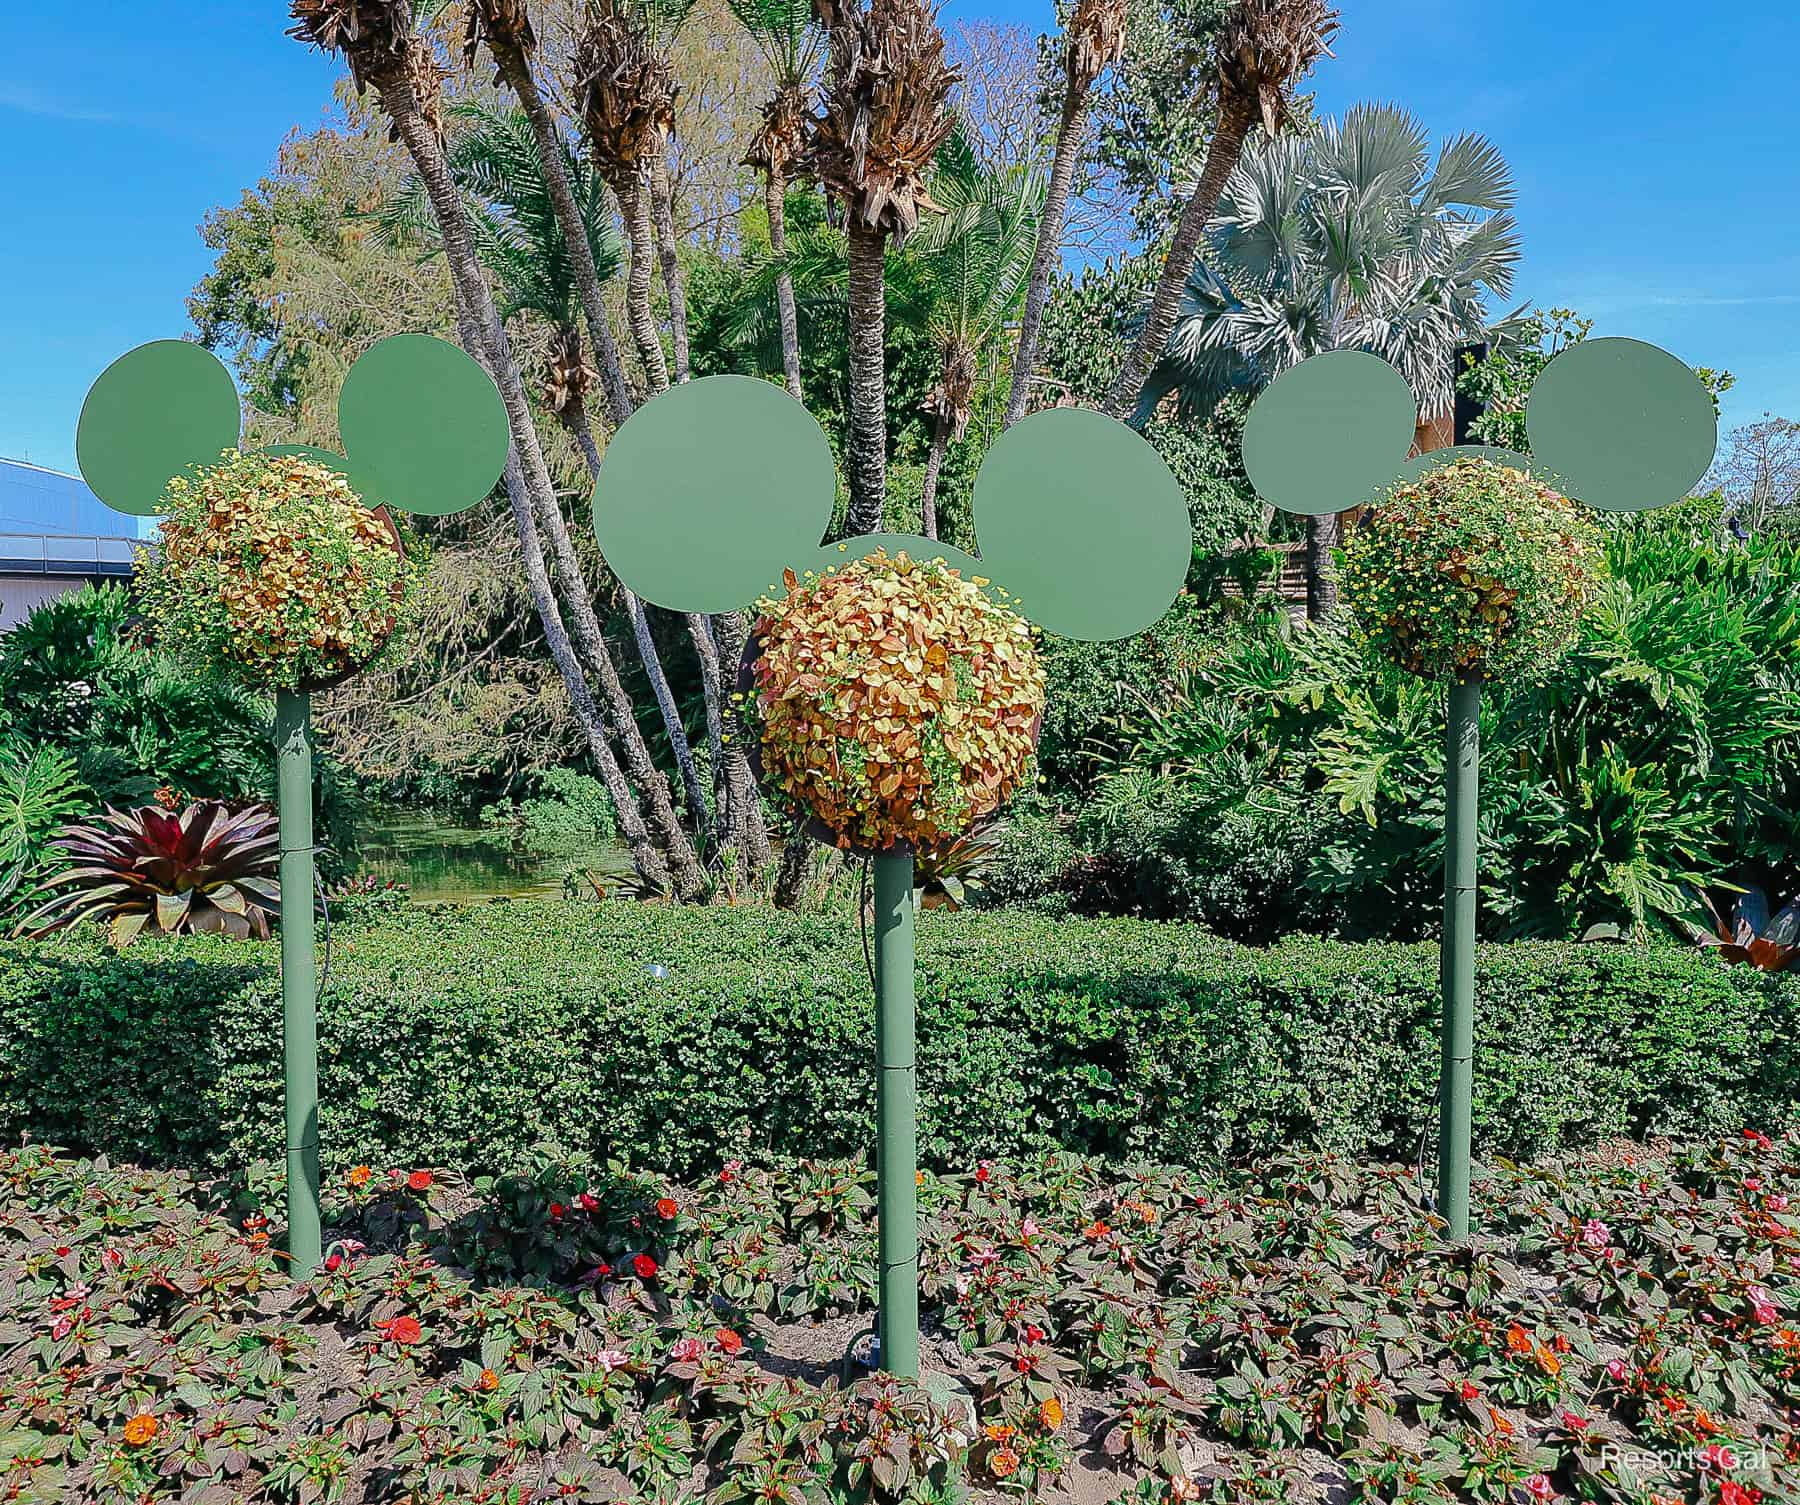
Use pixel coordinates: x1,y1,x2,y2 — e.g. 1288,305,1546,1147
2,902,1795,1178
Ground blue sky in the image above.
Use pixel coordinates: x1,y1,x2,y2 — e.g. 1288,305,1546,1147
3,0,1796,475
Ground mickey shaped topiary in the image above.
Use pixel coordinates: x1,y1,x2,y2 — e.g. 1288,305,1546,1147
589,374,1189,1380
591,375,1190,854
1235,336,1718,1245
77,335,510,690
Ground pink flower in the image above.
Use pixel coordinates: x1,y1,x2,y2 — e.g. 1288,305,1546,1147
1606,1357,1629,1382
1749,1286,1778,1324
669,1336,704,1363
49,1317,72,1340
100,1248,123,1270
1769,1194,1790,1212
1579,1218,1611,1251
1524,1473,1555,1501
596,1348,628,1373
970,1247,999,1269
1744,1177,1763,1192
1020,1216,1040,1241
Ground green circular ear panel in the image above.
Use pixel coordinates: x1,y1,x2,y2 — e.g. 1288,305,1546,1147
76,341,241,516
972,408,1188,641
337,335,510,516
1525,337,1717,512
593,376,836,614
1241,352,1416,517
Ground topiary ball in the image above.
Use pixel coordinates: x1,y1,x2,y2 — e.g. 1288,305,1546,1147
1342,455,1605,682
747,548,1046,852
138,449,414,692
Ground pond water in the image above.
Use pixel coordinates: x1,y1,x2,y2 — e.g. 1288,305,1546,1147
350,810,629,904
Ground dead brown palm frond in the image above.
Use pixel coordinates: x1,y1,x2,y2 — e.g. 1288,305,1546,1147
542,325,598,416
289,0,448,140
1218,0,1339,135
744,80,813,179
1064,0,1126,101
811,0,960,244
573,0,681,182
923,341,978,441
462,0,537,76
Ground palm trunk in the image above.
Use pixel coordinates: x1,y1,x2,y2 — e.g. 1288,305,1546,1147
766,168,804,400
616,168,672,394
1103,100,1254,422
712,608,771,876
565,389,712,827
378,67,701,897
649,155,693,383
686,611,729,852
492,44,636,428
1305,510,1340,621
844,219,889,535
1004,89,1087,429
920,410,948,541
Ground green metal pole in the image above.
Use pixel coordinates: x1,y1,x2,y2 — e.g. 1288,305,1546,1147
275,689,322,1277
871,851,920,1379
1438,672,1481,1242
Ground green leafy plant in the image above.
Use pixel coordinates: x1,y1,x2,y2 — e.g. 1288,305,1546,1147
24,800,280,945
1343,457,1605,682
0,741,89,927
137,449,416,692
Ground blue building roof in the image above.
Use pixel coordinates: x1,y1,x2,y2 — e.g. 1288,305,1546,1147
0,456,143,539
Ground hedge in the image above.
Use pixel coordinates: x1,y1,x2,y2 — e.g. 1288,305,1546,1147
1,901,1795,1178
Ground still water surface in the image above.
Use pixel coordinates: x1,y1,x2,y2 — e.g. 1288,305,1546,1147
351,810,628,904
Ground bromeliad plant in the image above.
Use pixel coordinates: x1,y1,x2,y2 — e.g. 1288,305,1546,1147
73,332,510,1275
589,373,1190,1378
1241,339,1719,1243
25,800,280,945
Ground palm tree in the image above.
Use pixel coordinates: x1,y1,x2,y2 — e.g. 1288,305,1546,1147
574,0,680,394
812,0,959,536
288,0,707,898
377,102,718,832
1102,0,1337,421
1002,0,1124,428
1147,104,1521,617
727,0,824,400
457,0,636,426
894,128,1042,538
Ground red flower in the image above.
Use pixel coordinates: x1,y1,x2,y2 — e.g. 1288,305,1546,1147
1458,1380,1480,1402
1023,1324,1045,1344
975,1161,993,1184
715,1329,744,1355
655,1197,680,1221
578,1192,599,1213
378,1315,422,1345
1719,1482,1763,1505
633,1254,658,1280
548,1202,566,1220
406,1170,433,1193
323,1253,343,1273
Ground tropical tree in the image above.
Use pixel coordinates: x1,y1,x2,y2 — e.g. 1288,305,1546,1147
1003,0,1124,427
726,0,824,399
288,0,708,898
1147,104,1521,617
893,129,1043,537
812,0,960,535
1103,0,1337,420
378,102,717,831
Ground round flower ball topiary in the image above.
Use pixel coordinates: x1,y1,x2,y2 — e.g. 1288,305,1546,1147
138,449,414,691
1342,455,1605,682
748,548,1047,851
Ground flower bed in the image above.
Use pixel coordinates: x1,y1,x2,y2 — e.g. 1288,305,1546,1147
2,1133,1795,1503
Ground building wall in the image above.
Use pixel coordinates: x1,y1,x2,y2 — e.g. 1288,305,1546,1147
1,576,91,631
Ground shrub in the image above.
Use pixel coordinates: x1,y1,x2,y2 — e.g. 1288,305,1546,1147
139,449,414,690
1343,456,1603,681
2,902,1795,1180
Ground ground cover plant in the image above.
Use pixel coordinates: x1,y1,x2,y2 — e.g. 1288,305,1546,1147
1,1128,1795,1503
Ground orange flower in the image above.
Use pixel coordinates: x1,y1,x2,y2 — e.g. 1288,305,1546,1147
406,1170,433,1193
655,1197,680,1221
477,1367,500,1392
1534,1345,1562,1378
1039,1395,1064,1430
1505,1323,1533,1355
122,1413,159,1446
347,1164,372,1188
990,1445,1020,1479
982,1423,1015,1442
378,1315,422,1345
